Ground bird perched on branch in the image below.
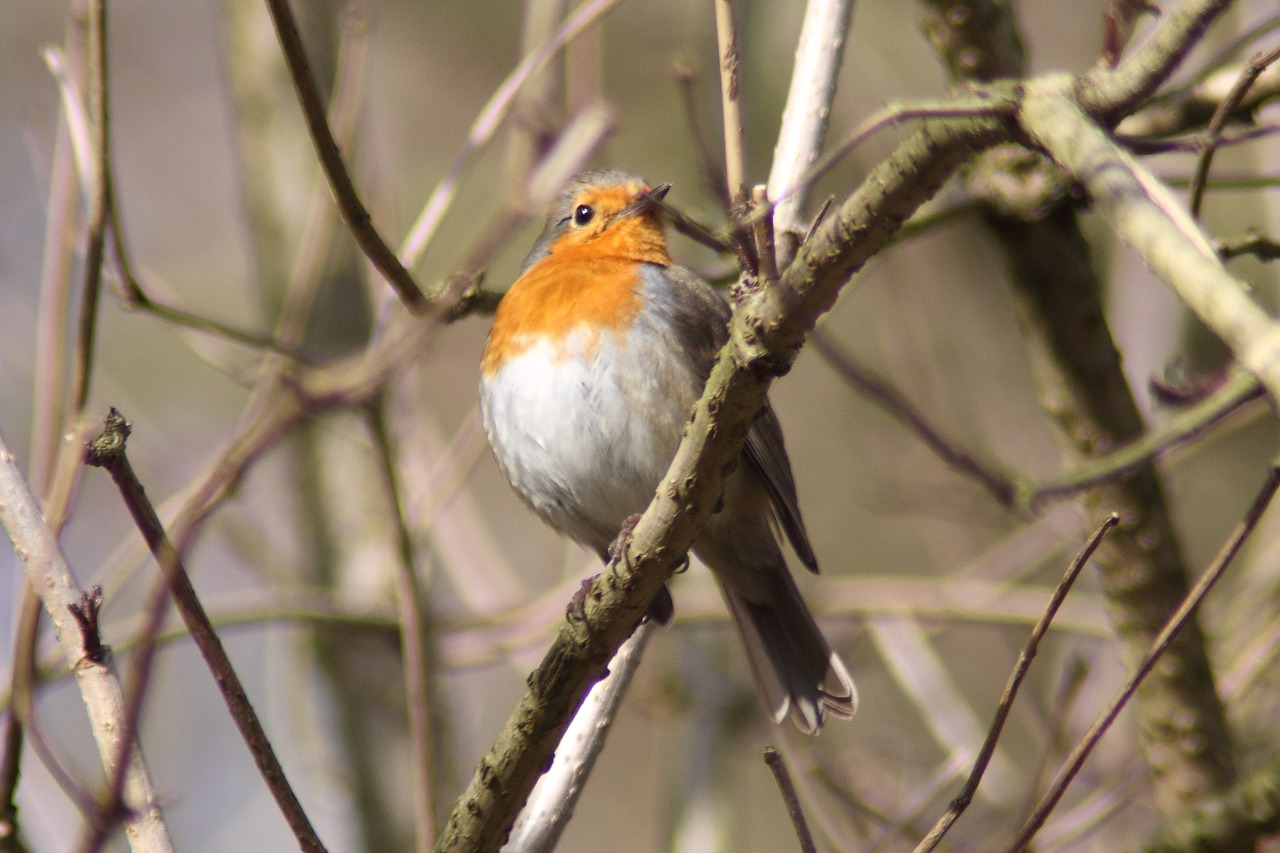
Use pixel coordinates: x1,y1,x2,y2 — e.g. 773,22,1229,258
479,169,855,732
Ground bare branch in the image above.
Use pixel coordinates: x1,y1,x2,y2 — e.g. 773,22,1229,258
767,0,854,245
504,623,654,853
915,514,1118,853
1187,42,1280,216
763,747,817,853
1007,466,1280,852
85,410,326,852
0,427,173,852
262,0,427,312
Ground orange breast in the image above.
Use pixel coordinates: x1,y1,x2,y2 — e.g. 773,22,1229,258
482,219,671,376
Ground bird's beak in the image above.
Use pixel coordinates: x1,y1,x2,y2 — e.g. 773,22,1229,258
615,183,672,222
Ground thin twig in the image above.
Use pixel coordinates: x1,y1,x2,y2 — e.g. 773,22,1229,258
262,0,426,313
1028,369,1263,505
764,747,817,853
85,409,327,853
810,330,1018,505
31,44,84,495
673,59,730,209
69,0,109,415
366,403,437,852
0,427,173,852
1217,231,1280,261
1005,465,1280,852
398,0,622,270
1188,42,1280,217
713,0,748,210
914,514,1119,853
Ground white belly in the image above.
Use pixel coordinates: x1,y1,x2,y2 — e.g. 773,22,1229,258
480,326,695,553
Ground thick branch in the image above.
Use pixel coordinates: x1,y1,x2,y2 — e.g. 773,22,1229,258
1021,77,1280,401
921,0,1240,813
435,108,1008,853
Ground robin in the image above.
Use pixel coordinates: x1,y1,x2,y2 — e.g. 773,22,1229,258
479,169,856,732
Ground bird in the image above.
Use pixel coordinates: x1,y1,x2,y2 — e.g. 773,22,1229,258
479,169,856,733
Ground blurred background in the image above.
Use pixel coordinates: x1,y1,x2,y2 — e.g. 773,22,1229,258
1,1,1279,850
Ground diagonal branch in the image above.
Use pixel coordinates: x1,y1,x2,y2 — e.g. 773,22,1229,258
85,410,326,852
435,99,1011,853
262,0,427,312
1006,465,1280,852
436,2,1247,849
0,427,173,853
1021,77,1280,402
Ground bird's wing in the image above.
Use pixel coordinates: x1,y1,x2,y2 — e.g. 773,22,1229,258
655,264,818,573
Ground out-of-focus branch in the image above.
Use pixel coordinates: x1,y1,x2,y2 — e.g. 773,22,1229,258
85,410,326,853
921,0,1241,815
262,0,427,312
1118,57,1280,138
915,514,1117,853
367,404,439,853
1187,42,1280,216
1078,0,1233,121
1006,465,1280,853
766,0,854,254
399,0,622,270
1022,77,1280,401
0,427,173,853
1147,753,1280,851
504,623,654,853
713,0,748,209
68,0,108,415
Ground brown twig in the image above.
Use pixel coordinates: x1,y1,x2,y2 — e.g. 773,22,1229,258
810,330,1018,505
914,514,1118,853
764,747,817,853
85,409,327,853
262,0,427,313
399,0,622,269
673,59,730,209
1217,231,1280,261
68,0,108,415
1005,465,1280,853
1187,42,1280,217
366,403,438,852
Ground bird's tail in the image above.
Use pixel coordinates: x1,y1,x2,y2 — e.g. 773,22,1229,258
721,572,857,734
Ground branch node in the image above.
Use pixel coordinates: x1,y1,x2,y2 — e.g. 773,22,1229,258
85,407,130,469
68,585,107,665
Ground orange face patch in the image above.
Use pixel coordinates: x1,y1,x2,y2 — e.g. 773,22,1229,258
481,183,672,375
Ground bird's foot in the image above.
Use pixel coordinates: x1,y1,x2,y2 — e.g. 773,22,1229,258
606,513,644,564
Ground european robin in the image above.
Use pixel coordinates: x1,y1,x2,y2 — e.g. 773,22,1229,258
479,169,856,732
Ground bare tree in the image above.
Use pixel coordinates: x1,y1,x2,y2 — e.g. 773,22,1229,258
1,1,1279,851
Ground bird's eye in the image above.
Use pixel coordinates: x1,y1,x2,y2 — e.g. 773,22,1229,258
573,204,594,226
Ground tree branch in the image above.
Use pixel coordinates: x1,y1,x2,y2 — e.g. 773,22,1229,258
0,427,173,852
85,410,326,852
